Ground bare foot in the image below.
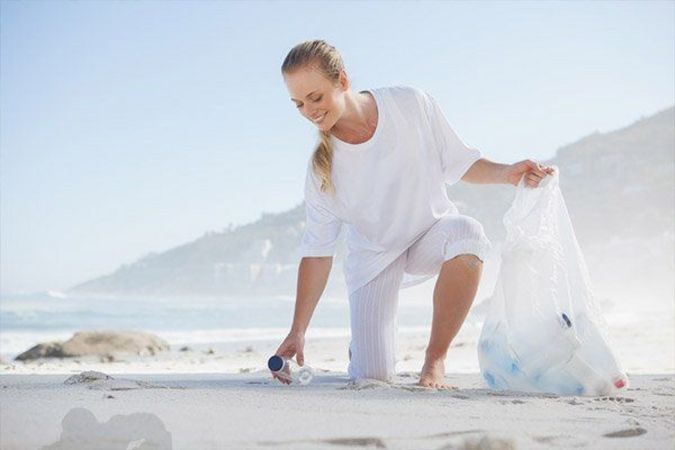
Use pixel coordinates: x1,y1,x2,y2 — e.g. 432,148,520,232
417,358,456,390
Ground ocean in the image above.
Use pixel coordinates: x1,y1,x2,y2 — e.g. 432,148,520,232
1,289,673,374
0,290,434,360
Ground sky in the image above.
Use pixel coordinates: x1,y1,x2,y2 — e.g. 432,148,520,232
1,0,673,295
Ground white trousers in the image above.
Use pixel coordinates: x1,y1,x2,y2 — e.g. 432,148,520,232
346,214,492,382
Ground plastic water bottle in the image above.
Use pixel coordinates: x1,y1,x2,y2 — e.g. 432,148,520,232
561,352,612,396
268,355,314,385
516,313,582,377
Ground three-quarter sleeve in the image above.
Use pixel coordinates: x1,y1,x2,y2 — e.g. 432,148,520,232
298,160,343,257
421,90,482,186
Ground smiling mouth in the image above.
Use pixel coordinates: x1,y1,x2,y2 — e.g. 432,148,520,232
312,112,328,123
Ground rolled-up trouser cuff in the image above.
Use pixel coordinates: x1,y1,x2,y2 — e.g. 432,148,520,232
444,237,492,263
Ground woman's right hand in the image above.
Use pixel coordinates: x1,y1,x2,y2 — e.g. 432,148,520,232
271,330,305,384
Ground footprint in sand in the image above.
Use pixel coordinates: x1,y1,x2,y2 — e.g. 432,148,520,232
593,396,635,403
397,384,435,393
338,380,460,393
262,436,387,448
449,393,471,400
63,371,178,391
338,379,392,391
321,437,386,447
603,427,647,438
498,399,527,404
653,391,674,397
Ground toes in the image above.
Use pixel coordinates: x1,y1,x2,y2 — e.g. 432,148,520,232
417,376,456,390
417,378,449,390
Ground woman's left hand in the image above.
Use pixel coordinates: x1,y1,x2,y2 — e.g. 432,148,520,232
502,159,555,188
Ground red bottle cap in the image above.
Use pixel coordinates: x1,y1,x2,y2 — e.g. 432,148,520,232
613,378,626,389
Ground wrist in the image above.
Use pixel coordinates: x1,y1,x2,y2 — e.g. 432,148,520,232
497,164,511,185
290,326,306,336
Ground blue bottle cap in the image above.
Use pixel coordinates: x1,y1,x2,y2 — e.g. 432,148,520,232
268,355,285,372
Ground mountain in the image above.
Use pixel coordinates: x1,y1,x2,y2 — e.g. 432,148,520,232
68,106,674,306
451,106,674,308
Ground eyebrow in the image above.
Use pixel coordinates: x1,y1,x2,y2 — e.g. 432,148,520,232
290,90,319,102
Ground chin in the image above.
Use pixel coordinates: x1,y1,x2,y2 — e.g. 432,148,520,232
311,112,332,131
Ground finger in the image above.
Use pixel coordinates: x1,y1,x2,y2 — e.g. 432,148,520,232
540,166,553,176
524,159,542,172
273,372,289,384
276,348,295,359
525,160,547,178
524,173,542,187
525,174,539,188
297,350,304,367
533,166,547,178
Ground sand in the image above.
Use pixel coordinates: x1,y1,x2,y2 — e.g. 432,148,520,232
0,371,673,450
1,329,674,449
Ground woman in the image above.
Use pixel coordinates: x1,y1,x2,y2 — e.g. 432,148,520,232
272,40,554,389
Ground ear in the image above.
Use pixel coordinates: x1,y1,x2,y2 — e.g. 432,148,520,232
338,70,349,91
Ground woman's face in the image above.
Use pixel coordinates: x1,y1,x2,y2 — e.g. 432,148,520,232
283,65,347,131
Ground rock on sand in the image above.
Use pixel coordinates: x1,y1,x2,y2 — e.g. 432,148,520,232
15,330,170,361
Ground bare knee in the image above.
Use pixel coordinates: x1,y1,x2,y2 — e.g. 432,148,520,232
448,253,483,269
461,253,484,267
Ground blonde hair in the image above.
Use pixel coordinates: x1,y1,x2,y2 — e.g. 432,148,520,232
281,39,345,195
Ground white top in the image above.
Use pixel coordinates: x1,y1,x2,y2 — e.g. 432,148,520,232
298,85,483,296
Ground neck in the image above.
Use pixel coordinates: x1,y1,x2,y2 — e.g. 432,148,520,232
330,90,376,143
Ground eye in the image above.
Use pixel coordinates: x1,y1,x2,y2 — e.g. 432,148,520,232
295,103,302,109
312,95,323,102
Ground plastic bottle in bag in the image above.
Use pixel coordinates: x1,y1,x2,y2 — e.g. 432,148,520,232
268,355,314,385
477,166,629,396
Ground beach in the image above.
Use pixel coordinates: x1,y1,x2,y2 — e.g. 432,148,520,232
1,282,673,449
1,370,673,449
1,325,674,450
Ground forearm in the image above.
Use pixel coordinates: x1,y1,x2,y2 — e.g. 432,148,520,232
290,256,333,335
462,157,509,184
